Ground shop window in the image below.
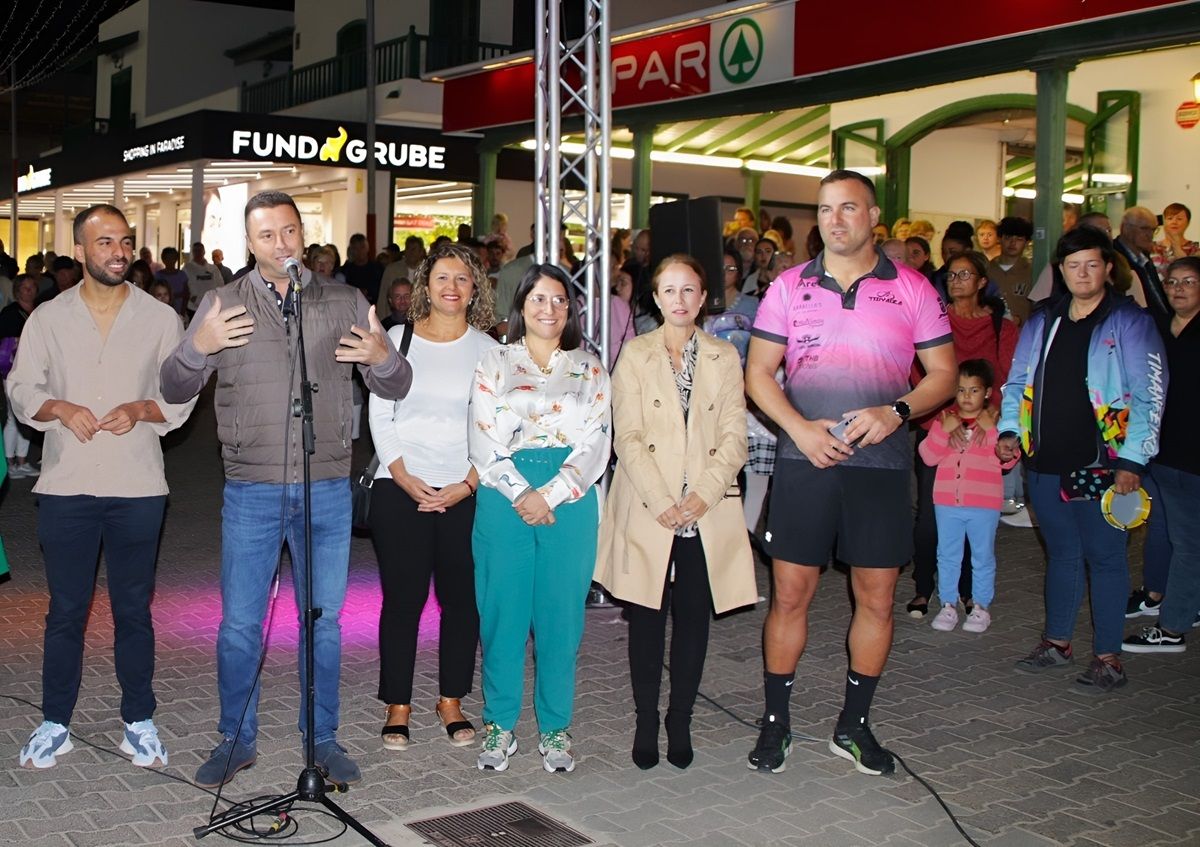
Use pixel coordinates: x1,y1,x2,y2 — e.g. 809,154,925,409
1083,91,1140,218
110,67,132,132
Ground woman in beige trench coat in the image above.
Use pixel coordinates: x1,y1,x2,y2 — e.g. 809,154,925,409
595,254,757,771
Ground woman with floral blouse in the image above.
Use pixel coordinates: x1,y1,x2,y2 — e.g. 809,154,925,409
468,263,612,775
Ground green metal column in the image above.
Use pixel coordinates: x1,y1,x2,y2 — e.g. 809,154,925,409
742,168,763,220
1032,61,1074,277
631,124,655,230
472,146,498,237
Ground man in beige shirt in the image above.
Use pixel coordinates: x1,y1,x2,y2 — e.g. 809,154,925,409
9,204,197,770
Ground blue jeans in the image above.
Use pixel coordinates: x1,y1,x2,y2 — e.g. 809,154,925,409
38,495,166,725
933,505,1000,608
1152,464,1200,635
1028,469,1129,656
1138,470,1172,595
216,478,350,745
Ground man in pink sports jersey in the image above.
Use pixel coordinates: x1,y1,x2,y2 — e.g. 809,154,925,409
744,170,957,777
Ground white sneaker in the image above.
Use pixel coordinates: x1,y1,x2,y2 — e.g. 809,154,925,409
477,722,517,771
1000,499,1023,515
538,729,576,773
962,607,992,633
19,721,73,768
930,604,959,631
119,719,168,767
1000,508,1035,528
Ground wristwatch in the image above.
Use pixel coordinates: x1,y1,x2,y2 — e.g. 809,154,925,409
891,400,911,421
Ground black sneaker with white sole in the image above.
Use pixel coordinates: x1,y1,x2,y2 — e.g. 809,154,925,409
830,722,895,776
747,715,791,773
1125,588,1162,619
1123,625,1185,653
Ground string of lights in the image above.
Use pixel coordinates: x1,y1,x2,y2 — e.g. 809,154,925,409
0,0,131,94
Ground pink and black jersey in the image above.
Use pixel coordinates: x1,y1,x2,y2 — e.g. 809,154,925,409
752,250,951,470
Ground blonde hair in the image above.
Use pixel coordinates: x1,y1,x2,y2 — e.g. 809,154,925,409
408,242,496,331
908,219,935,240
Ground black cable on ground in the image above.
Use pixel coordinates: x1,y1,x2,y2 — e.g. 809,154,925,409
690,676,984,847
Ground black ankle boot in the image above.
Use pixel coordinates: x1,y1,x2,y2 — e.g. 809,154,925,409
665,711,693,769
632,711,659,769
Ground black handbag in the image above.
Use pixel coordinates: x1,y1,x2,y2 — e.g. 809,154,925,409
351,321,413,530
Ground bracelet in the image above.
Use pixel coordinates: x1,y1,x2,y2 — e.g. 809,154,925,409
463,478,477,495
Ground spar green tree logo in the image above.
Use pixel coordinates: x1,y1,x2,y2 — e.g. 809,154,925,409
719,18,763,84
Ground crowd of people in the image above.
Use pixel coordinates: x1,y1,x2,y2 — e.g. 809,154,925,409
3,176,1197,789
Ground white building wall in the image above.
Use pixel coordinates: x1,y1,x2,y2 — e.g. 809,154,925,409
830,44,1200,226
908,127,1007,226
95,2,151,123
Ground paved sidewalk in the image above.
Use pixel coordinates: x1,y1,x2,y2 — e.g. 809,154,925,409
1,392,1198,847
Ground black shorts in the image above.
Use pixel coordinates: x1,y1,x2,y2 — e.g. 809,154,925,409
764,459,913,568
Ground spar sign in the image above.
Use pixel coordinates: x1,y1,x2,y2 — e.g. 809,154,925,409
442,5,795,132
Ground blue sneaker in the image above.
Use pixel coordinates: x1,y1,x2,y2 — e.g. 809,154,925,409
19,721,73,769
195,737,257,788
315,740,361,785
120,719,168,767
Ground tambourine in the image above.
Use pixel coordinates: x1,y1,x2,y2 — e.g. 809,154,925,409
1100,486,1152,531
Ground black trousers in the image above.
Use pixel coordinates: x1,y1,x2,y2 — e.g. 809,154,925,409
912,430,973,600
626,534,713,718
369,479,478,704
38,494,165,726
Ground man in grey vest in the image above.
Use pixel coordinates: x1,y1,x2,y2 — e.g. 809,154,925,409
161,190,412,788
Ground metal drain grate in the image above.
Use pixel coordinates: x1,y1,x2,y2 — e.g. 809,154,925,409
406,801,593,847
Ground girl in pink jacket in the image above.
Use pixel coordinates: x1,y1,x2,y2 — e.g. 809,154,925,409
918,359,1019,633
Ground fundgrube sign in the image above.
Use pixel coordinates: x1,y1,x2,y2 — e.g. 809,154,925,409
441,0,1188,133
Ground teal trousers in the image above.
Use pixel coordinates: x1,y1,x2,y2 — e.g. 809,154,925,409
472,447,598,733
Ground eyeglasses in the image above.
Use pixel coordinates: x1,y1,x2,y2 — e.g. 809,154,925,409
527,293,570,310
947,270,978,281
723,264,740,272
1164,276,1199,288
737,235,756,243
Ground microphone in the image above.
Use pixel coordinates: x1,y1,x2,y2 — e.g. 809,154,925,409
283,257,304,292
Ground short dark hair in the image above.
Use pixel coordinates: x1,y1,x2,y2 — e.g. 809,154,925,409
244,190,301,226
1164,202,1191,222
755,237,776,251
819,169,877,205
506,263,583,351
52,255,76,273
404,235,424,248
161,246,179,261
905,236,931,255
1166,255,1200,280
72,203,127,245
958,358,995,389
348,232,367,244
192,241,204,251
997,216,1033,239
1055,225,1115,266
947,250,989,282
944,220,975,242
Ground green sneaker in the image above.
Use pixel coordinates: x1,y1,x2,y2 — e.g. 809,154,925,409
477,722,516,772
538,729,575,773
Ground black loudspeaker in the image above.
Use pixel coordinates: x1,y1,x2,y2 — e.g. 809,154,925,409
648,196,726,313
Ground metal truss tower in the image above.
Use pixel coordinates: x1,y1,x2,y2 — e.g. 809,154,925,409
534,0,612,364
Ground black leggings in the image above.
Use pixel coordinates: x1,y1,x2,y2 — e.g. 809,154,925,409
369,479,479,704
626,534,714,718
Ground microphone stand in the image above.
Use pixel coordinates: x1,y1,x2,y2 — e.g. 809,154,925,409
195,275,388,845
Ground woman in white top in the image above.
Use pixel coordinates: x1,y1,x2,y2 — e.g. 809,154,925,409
368,242,497,751
468,263,612,775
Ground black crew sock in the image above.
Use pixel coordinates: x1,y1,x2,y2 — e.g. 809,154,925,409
837,670,880,729
763,671,795,726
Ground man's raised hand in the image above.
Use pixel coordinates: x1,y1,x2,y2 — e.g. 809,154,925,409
335,305,390,366
192,294,254,356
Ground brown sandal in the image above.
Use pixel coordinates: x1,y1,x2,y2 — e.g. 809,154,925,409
381,704,411,750
436,697,476,747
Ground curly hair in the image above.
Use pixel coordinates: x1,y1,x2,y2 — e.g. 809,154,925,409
408,242,496,331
